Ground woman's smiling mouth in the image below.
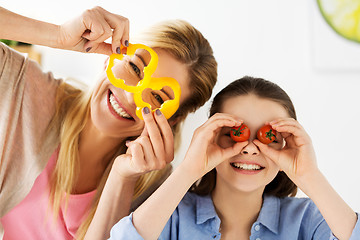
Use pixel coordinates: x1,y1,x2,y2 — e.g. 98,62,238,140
107,90,134,121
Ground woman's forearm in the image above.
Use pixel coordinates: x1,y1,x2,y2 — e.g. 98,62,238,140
298,170,357,240
84,168,137,240
0,7,59,48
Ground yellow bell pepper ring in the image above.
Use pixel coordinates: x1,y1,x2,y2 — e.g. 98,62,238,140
134,77,181,120
106,43,159,93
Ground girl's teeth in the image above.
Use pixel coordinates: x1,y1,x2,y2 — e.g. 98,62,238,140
231,162,261,170
109,93,132,119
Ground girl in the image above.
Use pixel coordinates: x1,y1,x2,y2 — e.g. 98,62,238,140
0,6,217,239
110,76,359,239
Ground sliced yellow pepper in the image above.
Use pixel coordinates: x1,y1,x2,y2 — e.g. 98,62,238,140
106,43,158,93
106,43,181,120
134,77,181,120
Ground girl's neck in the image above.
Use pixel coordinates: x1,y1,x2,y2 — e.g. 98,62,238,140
212,183,264,239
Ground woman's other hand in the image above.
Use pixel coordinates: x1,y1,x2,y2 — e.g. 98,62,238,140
58,6,129,55
112,108,174,182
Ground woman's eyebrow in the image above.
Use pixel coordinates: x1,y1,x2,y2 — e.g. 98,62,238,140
134,53,148,67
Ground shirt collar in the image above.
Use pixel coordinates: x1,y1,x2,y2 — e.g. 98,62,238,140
195,193,219,225
256,194,280,234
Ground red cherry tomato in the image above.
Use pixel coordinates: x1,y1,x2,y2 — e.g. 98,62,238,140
230,124,250,142
257,125,277,144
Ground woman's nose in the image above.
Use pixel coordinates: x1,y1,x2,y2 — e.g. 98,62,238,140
241,141,260,156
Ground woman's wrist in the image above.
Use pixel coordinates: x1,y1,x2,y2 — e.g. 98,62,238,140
109,166,139,191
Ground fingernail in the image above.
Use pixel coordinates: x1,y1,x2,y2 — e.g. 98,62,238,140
116,47,121,54
124,40,129,47
86,47,92,52
143,107,150,114
155,109,162,116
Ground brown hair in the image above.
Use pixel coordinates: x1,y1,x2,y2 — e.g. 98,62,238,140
190,76,297,198
47,19,217,239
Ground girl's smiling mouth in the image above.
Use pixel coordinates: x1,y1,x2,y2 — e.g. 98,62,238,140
230,161,265,174
107,89,135,121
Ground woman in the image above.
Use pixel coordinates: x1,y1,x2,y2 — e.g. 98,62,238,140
0,6,217,239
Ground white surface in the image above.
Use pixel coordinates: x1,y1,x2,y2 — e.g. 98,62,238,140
3,0,360,210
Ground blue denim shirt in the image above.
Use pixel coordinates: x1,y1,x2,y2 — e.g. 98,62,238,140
109,192,360,240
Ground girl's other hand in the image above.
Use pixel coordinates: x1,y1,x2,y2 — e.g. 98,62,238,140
112,108,174,182
58,6,129,55
181,113,248,181
254,118,318,182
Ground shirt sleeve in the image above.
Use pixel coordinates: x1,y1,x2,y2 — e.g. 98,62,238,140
108,213,144,240
312,210,360,240
109,209,179,240
334,212,360,240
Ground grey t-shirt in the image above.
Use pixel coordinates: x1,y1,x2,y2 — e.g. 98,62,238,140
0,42,61,223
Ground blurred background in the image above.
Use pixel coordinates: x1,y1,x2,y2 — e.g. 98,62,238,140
2,0,360,210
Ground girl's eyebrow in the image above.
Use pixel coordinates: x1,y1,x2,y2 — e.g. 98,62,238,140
134,53,148,67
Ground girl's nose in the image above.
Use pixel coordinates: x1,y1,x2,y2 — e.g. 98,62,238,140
241,141,260,156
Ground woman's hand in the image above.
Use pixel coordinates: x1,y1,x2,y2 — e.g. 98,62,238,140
58,6,129,55
112,108,174,182
254,118,318,183
181,113,248,181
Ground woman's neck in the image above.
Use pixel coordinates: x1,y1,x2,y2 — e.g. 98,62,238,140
74,119,125,194
212,183,264,239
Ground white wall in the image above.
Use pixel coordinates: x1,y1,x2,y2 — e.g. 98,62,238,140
3,0,360,211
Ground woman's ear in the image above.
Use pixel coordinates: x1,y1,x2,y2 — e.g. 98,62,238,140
168,116,182,127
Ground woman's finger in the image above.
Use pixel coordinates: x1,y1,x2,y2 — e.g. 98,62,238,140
141,107,166,163
128,141,148,173
136,136,166,171
105,14,129,53
154,109,174,163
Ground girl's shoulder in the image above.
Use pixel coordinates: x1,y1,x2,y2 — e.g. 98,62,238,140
267,195,325,226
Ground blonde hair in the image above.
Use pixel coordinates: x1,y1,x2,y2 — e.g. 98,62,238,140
48,19,217,239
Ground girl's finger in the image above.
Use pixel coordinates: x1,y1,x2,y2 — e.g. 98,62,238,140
253,139,281,165
221,141,248,160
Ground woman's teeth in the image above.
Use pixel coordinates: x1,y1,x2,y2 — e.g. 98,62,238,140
231,162,262,170
109,93,132,119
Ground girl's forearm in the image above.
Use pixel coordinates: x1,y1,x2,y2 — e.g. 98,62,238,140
132,163,198,240
0,7,59,48
298,170,357,240
84,168,137,240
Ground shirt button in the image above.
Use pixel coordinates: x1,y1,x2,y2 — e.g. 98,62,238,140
254,224,261,231
256,238,261,240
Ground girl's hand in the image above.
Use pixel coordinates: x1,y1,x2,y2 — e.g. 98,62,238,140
58,6,129,55
181,113,248,180
112,109,174,182
254,118,318,182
